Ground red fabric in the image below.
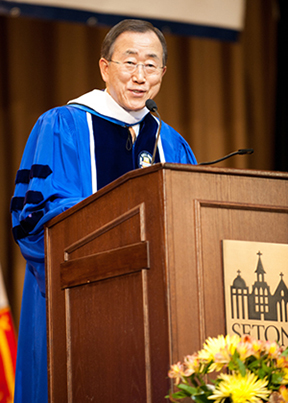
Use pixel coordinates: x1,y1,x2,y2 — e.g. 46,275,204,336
0,307,17,403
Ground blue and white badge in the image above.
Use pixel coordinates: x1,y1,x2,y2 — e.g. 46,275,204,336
138,151,152,168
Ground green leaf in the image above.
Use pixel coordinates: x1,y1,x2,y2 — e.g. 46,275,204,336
170,390,190,399
261,360,273,373
177,383,197,395
271,373,283,385
235,358,246,377
228,361,236,371
258,368,266,379
281,348,288,357
202,361,213,375
190,390,212,403
247,359,260,370
192,394,211,403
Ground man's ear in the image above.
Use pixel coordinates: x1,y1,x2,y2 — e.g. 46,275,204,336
99,58,109,83
162,66,167,78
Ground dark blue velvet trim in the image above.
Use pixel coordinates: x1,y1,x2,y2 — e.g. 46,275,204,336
15,169,30,184
20,211,44,234
30,164,52,179
92,113,159,190
0,1,240,42
10,196,25,212
12,225,27,242
12,210,44,240
24,190,44,205
15,164,52,184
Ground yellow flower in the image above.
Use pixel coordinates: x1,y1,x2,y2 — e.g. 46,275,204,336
277,356,288,369
281,368,288,385
168,362,185,385
208,371,270,403
198,334,240,372
276,355,288,385
279,385,288,402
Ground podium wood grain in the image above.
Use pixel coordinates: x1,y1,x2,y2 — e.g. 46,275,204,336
45,163,288,402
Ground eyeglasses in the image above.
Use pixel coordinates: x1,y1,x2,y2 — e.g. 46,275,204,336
109,60,164,76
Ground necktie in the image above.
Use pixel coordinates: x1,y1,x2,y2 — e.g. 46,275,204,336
128,126,136,144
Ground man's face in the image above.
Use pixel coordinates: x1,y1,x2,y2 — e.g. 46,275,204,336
99,31,166,111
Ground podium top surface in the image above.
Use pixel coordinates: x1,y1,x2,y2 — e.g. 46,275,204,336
45,163,288,228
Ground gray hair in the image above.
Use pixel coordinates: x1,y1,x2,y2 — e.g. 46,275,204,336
101,19,168,66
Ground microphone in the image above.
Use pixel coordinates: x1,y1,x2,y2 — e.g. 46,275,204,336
145,99,157,112
145,99,162,164
198,148,254,166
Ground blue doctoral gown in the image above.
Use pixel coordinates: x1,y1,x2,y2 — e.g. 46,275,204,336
11,96,197,403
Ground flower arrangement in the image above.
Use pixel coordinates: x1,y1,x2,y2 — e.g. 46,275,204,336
167,335,288,403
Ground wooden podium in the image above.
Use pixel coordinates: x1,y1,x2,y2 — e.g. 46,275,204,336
45,163,288,402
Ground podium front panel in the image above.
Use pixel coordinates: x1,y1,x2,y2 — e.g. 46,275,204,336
45,164,288,402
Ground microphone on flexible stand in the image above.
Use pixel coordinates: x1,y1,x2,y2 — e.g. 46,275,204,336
145,99,162,164
146,98,254,167
198,148,254,166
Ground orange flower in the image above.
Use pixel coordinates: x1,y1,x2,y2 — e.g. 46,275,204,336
183,353,200,376
264,340,282,359
168,362,185,385
237,336,264,360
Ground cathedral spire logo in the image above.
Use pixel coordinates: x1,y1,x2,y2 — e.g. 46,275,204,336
231,251,288,322
223,240,288,346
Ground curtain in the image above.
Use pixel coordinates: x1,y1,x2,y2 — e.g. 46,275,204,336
274,0,288,171
0,0,279,328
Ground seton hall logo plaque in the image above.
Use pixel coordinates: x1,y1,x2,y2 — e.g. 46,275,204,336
222,240,288,347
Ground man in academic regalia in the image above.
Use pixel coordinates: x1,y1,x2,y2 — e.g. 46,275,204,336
11,18,197,403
